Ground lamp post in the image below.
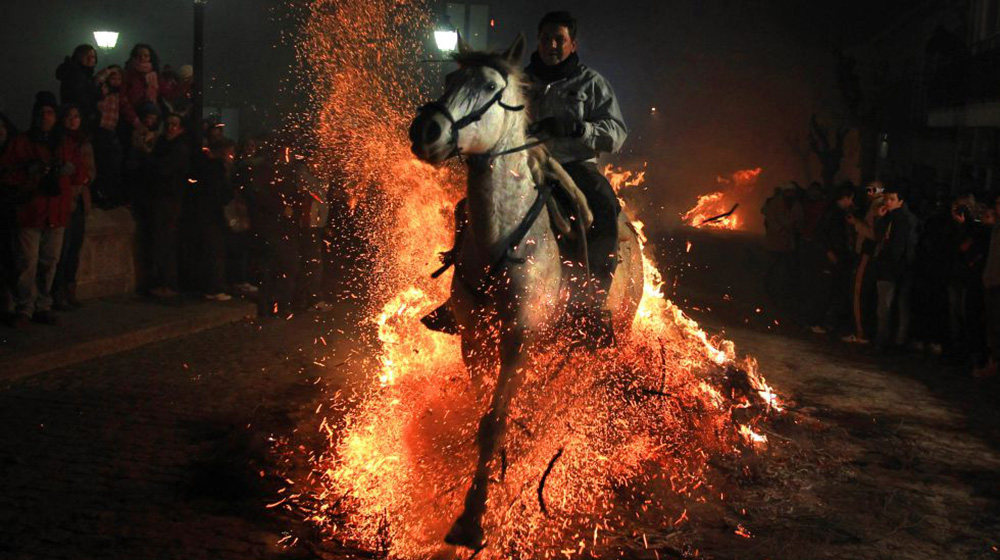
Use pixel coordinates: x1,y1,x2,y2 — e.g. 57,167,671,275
193,0,206,147
93,31,119,50
434,16,459,54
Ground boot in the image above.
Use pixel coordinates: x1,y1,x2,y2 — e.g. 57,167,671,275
66,282,82,308
422,302,459,334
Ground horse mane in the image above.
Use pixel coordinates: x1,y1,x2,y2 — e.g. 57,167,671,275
450,51,526,86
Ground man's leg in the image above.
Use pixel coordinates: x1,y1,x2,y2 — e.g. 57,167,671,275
14,228,42,318
875,280,896,350
895,277,913,347
35,227,65,315
561,162,620,306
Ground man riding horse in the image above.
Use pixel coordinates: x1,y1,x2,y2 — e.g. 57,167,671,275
423,10,628,346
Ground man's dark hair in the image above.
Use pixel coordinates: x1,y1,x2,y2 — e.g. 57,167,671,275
538,11,578,39
835,185,855,201
884,184,907,201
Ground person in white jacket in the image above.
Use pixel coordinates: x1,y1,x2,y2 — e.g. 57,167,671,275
525,10,628,345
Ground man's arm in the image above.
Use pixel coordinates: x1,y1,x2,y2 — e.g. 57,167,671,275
581,75,628,154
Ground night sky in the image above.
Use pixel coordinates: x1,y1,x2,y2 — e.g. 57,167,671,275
0,0,909,227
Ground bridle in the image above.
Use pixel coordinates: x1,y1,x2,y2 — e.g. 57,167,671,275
415,64,542,161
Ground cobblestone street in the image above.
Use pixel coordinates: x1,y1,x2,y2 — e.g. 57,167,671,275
0,305,366,560
3,294,1000,559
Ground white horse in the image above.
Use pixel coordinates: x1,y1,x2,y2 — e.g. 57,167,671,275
408,35,643,550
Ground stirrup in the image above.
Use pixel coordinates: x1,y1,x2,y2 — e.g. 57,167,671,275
421,302,459,334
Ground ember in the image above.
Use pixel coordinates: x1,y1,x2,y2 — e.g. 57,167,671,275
681,167,763,229
276,1,783,557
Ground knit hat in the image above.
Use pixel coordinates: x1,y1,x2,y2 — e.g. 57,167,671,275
32,91,58,116
178,64,193,80
137,101,161,119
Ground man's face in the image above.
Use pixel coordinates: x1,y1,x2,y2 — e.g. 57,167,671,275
837,195,854,210
63,108,81,132
142,114,159,129
108,70,122,88
164,116,184,140
38,107,57,131
80,49,97,68
884,193,902,211
537,24,576,66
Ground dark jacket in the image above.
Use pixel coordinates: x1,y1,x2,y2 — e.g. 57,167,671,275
56,59,100,126
818,205,854,266
873,205,918,282
191,156,234,225
144,135,190,200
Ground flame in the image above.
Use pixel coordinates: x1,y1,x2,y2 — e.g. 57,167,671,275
276,1,784,558
681,167,763,230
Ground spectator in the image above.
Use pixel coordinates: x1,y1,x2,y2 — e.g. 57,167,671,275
1,92,87,327
121,44,161,133
192,138,235,301
910,191,951,355
947,193,990,367
142,114,190,299
0,112,18,318
761,183,802,312
55,45,101,130
93,65,125,207
872,184,918,352
842,181,885,344
810,184,856,335
255,144,301,316
52,105,95,309
292,153,333,311
226,135,262,295
981,194,1000,378
799,181,829,327
161,64,193,120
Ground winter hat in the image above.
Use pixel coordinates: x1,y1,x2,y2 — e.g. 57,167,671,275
178,64,193,80
32,91,59,121
137,101,161,119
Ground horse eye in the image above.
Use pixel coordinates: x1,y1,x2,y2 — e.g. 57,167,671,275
485,82,497,92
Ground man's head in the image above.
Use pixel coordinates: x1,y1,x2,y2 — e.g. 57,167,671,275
106,65,123,88
883,185,905,212
73,44,97,69
537,11,577,66
164,114,184,141
865,180,884,200
61,105,81,132
835,185,855,210
32,91,59,132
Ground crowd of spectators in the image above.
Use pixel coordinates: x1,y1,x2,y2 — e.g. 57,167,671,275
762,177,1000,377
0,43,338,329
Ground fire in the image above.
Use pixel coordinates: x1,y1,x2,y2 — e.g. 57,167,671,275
276,1,784,558
681,167,763,230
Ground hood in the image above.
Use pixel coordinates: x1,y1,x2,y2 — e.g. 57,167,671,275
56,57,93,81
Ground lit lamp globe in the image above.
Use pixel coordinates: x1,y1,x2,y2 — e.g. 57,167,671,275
434,24,458,54
93,31,119,50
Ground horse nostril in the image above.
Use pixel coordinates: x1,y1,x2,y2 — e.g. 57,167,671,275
423,120,442,144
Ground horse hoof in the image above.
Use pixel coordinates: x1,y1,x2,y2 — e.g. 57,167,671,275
444,515,485,550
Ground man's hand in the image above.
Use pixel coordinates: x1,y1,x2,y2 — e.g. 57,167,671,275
530,115,584,139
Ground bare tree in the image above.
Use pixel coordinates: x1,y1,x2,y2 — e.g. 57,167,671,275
808,113,850,188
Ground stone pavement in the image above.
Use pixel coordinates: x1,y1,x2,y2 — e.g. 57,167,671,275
1,296,256,381
0,304,365,560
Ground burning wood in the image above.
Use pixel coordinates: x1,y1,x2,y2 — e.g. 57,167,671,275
681,168,762,230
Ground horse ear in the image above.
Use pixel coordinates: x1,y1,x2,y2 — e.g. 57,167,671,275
503,33,526,65
457,33,473,55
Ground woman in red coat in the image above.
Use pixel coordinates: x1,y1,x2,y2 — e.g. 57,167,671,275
1,92,88,327
120,44,161,132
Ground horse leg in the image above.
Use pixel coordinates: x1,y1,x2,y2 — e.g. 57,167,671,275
446,323,525,549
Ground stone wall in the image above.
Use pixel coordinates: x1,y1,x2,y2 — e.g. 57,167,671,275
76,207,137,300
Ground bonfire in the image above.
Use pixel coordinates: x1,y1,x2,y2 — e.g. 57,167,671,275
681,168,763,229
273,1,784,558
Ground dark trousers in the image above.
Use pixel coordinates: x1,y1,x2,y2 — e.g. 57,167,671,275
294,228,326,308
92,128,124,208
561,161,620,301
226,231,250,286
987,286,1000,362
0,203,18,313
53,196,86,301
258,232,300,315
201,220,227,295
151,198,182,291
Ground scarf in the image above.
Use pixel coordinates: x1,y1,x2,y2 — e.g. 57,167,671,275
525,51,582,84
127,59,159,101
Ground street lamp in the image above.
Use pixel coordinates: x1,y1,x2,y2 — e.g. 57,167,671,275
93,31,119,50
434,17,459,54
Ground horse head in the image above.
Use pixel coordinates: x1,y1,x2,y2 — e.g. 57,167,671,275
409,34,527,164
